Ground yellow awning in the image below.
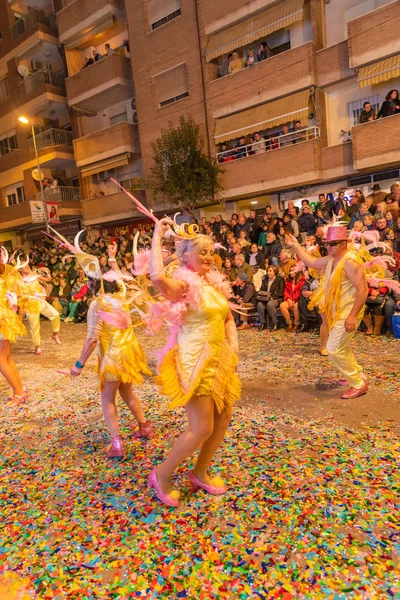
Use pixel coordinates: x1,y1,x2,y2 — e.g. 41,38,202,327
80,153,129,177
358,54,400,88
206,0,304,62
214,89,310,142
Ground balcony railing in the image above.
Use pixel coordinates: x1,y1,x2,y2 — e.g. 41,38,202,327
35,187,81,202
28,128,72,152
11,8,57,40
19,67,65,96
216,126,320,162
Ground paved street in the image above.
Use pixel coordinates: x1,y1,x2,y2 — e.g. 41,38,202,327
0,323,399,598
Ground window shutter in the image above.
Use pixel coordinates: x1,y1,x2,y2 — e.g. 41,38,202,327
154,63,188,106
147,0,180,27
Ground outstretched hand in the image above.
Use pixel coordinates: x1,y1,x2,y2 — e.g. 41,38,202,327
155,217,174,239
107,241,118,259
285,233,299,248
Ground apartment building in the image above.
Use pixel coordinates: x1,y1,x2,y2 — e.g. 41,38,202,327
55,0,145,237
0,0,81,247
126,0,400,217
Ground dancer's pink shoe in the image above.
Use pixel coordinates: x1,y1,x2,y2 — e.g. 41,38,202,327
340,383,369,400
133,421,154,440
106,435,125,458
52,333,62,345
34,347,43,355
188,471,226,495
8,387,29,407
148,468,179,507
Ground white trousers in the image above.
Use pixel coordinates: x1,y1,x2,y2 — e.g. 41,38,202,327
326,318,365,389
26,300,60,347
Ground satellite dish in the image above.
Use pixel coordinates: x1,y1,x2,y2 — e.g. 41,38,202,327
17,64,31,78
32,168,45,181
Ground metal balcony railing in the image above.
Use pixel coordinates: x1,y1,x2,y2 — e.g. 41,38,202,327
216,126,320,162
28,128,73,152
36,187,81,202
19,67,65,96
11,8,57,40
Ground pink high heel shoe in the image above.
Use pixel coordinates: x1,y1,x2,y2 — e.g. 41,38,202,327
106,435,125,458
148,469,179,507
133,421,154,440
8,387,29,407
52,333,62,345
34,347,43,355
188,471,226,496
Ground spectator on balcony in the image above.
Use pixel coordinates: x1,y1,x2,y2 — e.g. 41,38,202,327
252,132,266,154
228,51,243,74
247,135,256,155
298,205,316,238
234,136,247,159
82,56,94,69
245,49,256,67
105,43,115,56
359,101,377,123
279,123,292,147
218,142,234,163
262,232,282,266
92,49,103,62
292,120,306,144
218,53,233,78
377,90,400,119
257,41,270,61
367,183,387,206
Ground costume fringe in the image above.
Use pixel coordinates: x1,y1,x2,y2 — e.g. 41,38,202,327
0,306,25,343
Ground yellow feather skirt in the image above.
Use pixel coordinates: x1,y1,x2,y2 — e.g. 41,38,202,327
0,303,26,343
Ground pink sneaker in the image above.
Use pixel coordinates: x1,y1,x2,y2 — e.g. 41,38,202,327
52,333,62,345
106,435,125,458
133,422,154,440
188,471,226,496
148,468,179,507
340,383,369,400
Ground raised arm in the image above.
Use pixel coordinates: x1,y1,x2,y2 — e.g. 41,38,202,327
285,233,330,270
343,259,368,332
150,218,186,303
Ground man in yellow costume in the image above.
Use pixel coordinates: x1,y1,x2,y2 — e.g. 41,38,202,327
15,263,61,355
286,226,369,399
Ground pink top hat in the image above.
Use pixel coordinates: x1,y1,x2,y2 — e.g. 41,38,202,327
322,226,349,242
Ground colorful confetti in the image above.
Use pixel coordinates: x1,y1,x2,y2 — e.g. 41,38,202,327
0,323,399,598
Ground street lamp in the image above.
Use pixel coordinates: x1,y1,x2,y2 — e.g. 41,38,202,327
18,115,50,233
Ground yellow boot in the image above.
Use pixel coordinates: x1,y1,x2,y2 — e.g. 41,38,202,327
363,313,373,335
372,315,384,335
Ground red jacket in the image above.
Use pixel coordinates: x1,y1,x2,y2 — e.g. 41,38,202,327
368,285,389,296
72,283,88,301
283,277,305,302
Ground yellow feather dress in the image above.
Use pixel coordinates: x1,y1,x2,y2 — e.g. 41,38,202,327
156,284,241,413
0,277,25,343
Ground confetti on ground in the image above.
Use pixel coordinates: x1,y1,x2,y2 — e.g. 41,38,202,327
0,323,399,598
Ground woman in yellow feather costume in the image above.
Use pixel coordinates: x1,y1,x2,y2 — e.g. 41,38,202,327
147,218,241,508
0,249,27,406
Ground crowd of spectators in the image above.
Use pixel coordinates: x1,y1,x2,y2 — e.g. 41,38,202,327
13,181,400,336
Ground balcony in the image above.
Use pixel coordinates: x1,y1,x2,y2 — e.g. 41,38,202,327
207,42,316,116
57,0,121,47
74,121,139,168
11,8,57,41
221,136,322,199
35,186,80,202
0,202,31,230
347,0,400,68
316,41,355,87
322,142,354,180
65,53,132,113
28,128,72,152
19,68,65,99
352,114,400,171
81,190,146,225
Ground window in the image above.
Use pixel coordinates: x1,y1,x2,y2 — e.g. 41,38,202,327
147,0,181,30
6,185,25,206
110,112,128,125
0,77,10,101
0,130,18,156
154,63,188,108
348,95,380,126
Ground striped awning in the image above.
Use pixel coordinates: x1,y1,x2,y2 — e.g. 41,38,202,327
358,54,400,88
214,89,310,142
206,0,304,62
17,40,42,63
80,153,129,177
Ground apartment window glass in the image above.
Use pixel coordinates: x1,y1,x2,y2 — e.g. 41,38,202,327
348,95,380,126
154,63,188,107
147,0,181,30
0,130,18,156
6,185,25,206
0,77,10,101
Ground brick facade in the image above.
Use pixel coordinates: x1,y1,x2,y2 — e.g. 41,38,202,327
352,113,400,171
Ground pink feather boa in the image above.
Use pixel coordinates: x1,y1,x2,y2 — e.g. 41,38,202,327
146,267,233,364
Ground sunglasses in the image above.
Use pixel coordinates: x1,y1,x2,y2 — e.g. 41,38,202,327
322,240,345,247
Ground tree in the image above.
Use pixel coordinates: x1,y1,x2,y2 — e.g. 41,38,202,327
144,115,225,217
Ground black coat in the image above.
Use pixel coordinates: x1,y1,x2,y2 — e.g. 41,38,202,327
259,275,285,300
262,240,282,261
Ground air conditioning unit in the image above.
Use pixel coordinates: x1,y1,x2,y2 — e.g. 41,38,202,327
97,170,113,181
31,60,45,72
